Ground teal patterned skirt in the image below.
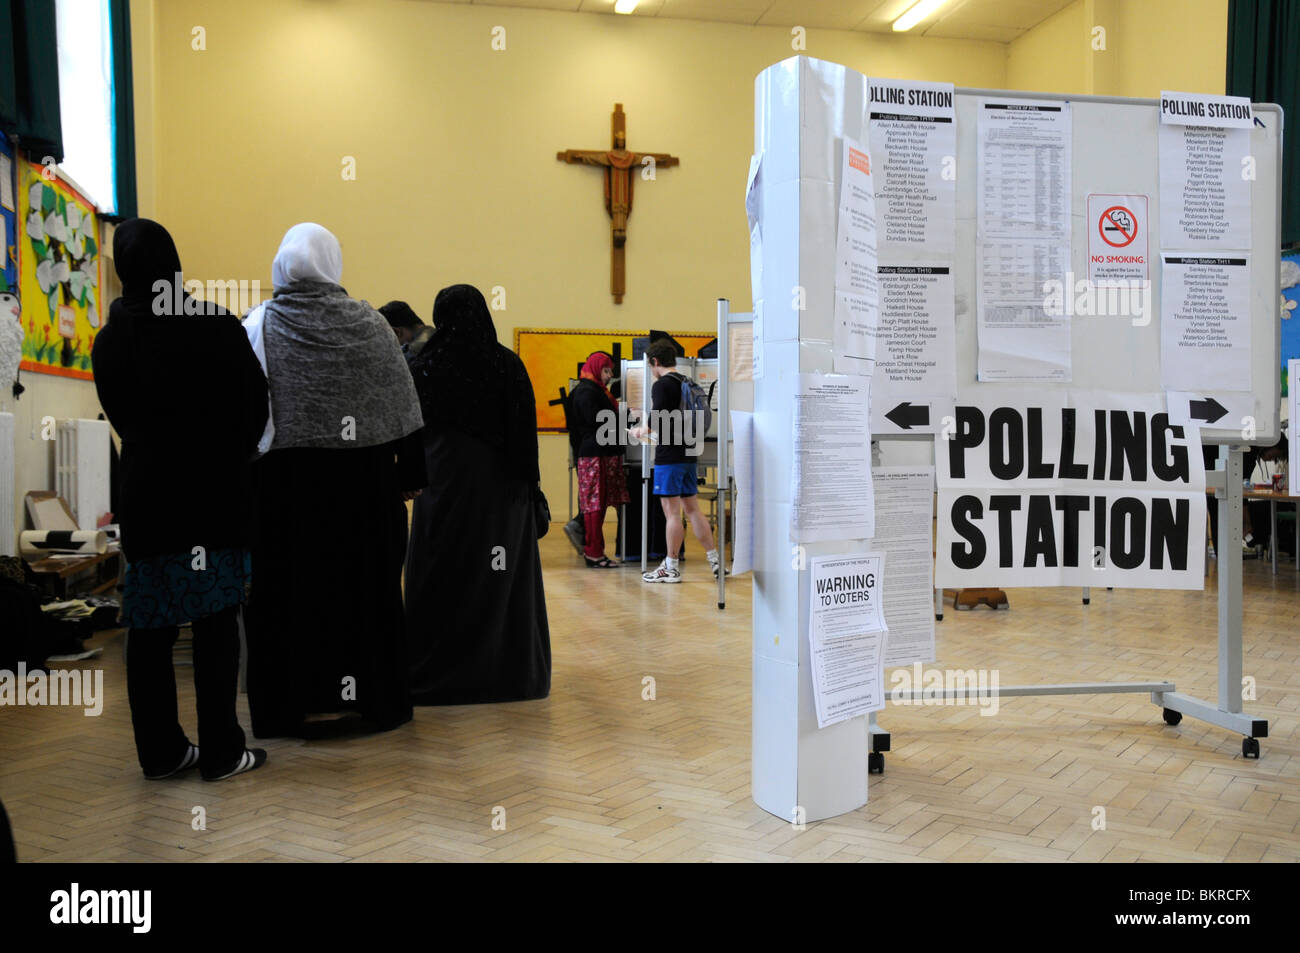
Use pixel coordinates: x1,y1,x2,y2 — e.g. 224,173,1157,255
121,548,252,630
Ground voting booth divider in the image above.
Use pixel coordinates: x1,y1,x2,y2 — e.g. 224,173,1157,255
745,56,1281,822
622,354,725,572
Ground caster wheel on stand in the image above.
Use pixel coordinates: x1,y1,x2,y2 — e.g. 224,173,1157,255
1162,708,1182,726
1242,737,1260,759
868,751,885,774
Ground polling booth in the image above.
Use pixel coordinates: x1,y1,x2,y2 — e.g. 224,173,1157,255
621,352,727,570
744,57,1281,822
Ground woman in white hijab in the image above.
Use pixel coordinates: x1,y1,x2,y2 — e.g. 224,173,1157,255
243,223,426,739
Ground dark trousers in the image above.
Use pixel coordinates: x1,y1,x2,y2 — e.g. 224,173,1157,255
126,605,245,776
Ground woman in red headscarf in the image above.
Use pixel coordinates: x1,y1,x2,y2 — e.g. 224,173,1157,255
568,352,630,567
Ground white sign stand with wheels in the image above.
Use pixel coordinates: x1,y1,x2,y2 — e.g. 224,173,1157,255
748,56,1282,820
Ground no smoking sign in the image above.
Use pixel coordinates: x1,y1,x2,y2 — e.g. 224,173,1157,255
1088,193,1148,283
1100,205,1137,246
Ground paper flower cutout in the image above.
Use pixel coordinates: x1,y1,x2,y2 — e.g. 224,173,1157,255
26,210,45,243
36,258,56,293
1281,259,1300,290
43,211,69,244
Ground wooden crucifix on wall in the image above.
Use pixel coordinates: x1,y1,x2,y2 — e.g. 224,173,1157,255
557,104,679,303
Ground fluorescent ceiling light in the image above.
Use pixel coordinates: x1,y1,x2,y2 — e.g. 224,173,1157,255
614,0,639,13
893,0,949,32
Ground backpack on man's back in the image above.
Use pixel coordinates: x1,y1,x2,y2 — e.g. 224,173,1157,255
670,371,713,436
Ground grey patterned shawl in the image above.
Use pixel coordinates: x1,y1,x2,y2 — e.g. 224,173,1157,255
261,280,423,450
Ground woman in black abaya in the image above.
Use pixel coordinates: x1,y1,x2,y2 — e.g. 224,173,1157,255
243,223,426,738
405,284,551,704
93,218,269,781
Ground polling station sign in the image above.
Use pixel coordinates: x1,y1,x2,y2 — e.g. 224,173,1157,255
935,393,1206,589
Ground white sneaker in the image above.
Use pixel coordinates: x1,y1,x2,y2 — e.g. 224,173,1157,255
642,560,682,584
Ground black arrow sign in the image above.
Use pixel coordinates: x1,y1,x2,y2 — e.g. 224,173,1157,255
885,401,930,430
1189,397,1228,424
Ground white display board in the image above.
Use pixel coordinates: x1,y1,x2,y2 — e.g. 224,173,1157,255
951,88,1281,443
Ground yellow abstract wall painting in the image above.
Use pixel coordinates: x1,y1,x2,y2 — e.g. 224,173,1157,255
516,328,716,432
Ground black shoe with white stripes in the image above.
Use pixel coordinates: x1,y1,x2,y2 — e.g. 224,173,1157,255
202,748,268,782
143,744,200,780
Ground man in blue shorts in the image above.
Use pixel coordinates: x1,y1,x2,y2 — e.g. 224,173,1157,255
632,339,720,583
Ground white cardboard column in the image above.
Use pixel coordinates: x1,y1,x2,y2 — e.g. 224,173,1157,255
752,56,871,822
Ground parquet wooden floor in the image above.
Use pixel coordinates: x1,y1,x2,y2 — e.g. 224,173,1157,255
2,534,1297,862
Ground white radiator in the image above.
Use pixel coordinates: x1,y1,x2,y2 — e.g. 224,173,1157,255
0,413,14,556
56,418,112,531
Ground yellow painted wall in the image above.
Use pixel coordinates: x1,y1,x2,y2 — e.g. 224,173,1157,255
1006,0,1089,95
1008,0,1228,99
141,0,1008,509
1114,0,1228,98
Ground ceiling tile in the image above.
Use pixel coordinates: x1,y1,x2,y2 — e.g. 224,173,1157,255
757,1,881,31
923,21,1024,42
937,0,1072,27
656,0,773,26
472,0,583,10
462,0,1082,42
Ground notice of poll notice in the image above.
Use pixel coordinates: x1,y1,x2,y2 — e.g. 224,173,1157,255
976,98,1072,382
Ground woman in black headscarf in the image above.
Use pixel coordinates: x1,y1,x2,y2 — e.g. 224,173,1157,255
92,218,269,781
405,284,551,704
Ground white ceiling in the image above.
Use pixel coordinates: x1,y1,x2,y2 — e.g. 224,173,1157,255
439,0,1079,44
